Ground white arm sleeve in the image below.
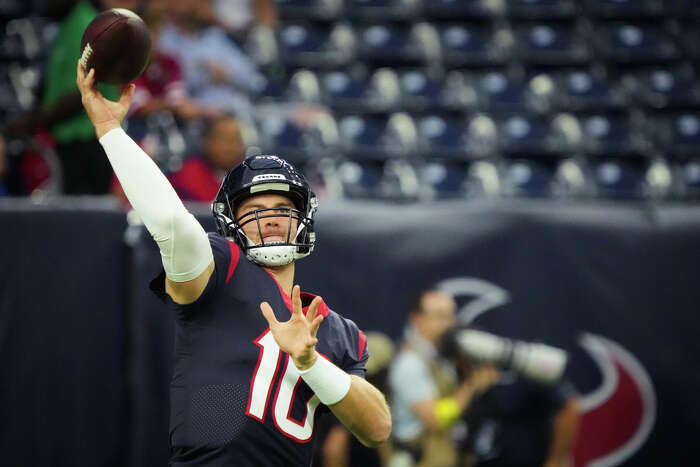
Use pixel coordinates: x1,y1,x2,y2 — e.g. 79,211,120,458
99,128,213,282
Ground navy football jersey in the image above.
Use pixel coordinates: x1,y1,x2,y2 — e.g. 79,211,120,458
151,233,369,467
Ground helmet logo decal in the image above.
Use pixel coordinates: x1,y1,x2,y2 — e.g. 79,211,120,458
252,174,287,182
251,183,291,194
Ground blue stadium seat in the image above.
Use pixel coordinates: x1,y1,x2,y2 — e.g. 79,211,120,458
397,68,445,111
257,115,315,163
500,158,561,198
423,0,499,19
345,0,422,21
333,157,419,199
593,23,679,64
357,23,440,66
438,23,509,67
497,115,556,156
275,0,344,21
626,67,700,109
418,160,469,199
474,70,528,113
580,113,646,156
659,113,700,157
679,159,700,199
583,0,664,18
277,23,356,68
320,67,400,112
547,69,629,111
416,114,469,158
337,112,418,159
679,26,700,61
513,23,591,65
591,157,651,199
505,0,577,19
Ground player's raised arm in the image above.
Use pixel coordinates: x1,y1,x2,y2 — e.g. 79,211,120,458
77,62,214,304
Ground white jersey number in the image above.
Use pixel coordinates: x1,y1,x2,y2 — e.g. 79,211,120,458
246,330,321,442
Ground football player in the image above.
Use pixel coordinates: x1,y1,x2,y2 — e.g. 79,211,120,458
77,62,391,466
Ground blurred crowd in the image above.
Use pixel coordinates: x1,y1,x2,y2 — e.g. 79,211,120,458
1,0,326,203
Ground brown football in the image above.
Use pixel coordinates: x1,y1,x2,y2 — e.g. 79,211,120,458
80,8,151,85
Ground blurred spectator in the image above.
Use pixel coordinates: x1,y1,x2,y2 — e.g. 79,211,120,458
316,331,395,467
169,115,245,202
388,290,499,467
202,0,278,42
7,0,119,195
129,8,213,121
448,332,581,467
0,135,7,198
157,0,264,118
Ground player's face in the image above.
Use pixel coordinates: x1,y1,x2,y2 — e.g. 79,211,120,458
235,194,300,245
413,291,457,344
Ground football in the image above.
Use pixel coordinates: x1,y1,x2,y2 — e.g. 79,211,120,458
80,8,151,85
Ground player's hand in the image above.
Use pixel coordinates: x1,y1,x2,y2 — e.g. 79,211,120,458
76,61,135,139
260,285,324,371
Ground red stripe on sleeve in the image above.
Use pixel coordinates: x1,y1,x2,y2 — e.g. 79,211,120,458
226,241,241,284
358,329,367,359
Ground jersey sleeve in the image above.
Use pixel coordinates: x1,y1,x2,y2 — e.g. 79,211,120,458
149,232,241,307
323,312,369,378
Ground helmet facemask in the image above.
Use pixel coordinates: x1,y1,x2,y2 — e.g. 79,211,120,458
234,205,315,267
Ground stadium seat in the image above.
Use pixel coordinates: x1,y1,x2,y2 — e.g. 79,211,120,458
583,0,664,18
417,159,469,199
512,22,591,65
463,114,499,158
505,0,577,19
286,69,322,103
591,157,654,199
500,157,561,198
657,113,700,158
625,67,700,109
277,22,356,68
332,157,419,199
356,22,440,66
423,0,501,19
473,70,529,113
319,67,401,112
416,114,469,158
497,115,556,156
679,159,700,199
397,68,445,111
438,23,509,67
580,113,647,156
337,112,418,159
344,0,422,22
275,0,344,21
593,23,679,64
257,114,315,163
541,69,629,112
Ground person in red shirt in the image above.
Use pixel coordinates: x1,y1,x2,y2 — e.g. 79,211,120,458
170,115,246,202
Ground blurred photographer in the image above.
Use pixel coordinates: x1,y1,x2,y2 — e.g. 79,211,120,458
444,329,581,467
388,290,500,467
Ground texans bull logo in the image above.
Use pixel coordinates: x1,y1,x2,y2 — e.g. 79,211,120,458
437,277,657,467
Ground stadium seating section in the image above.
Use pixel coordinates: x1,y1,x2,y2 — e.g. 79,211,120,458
3,0,700,201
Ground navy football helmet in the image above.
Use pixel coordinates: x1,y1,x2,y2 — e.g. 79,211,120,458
212,155,318,266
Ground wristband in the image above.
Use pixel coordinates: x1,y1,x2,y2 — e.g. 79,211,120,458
297,355,351,406
434,397,461,428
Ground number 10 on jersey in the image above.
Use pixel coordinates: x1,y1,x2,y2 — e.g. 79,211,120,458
246,330,321,442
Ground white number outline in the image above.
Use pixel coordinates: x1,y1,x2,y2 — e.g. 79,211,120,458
245,329,321,442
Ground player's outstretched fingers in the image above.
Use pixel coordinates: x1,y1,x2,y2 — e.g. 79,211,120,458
292,284,302,315
260,301,279,327
307,296,324,337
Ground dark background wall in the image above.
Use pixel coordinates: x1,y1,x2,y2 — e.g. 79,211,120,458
1,198,699,466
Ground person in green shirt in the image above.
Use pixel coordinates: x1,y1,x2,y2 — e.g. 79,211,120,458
12,0,119,194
